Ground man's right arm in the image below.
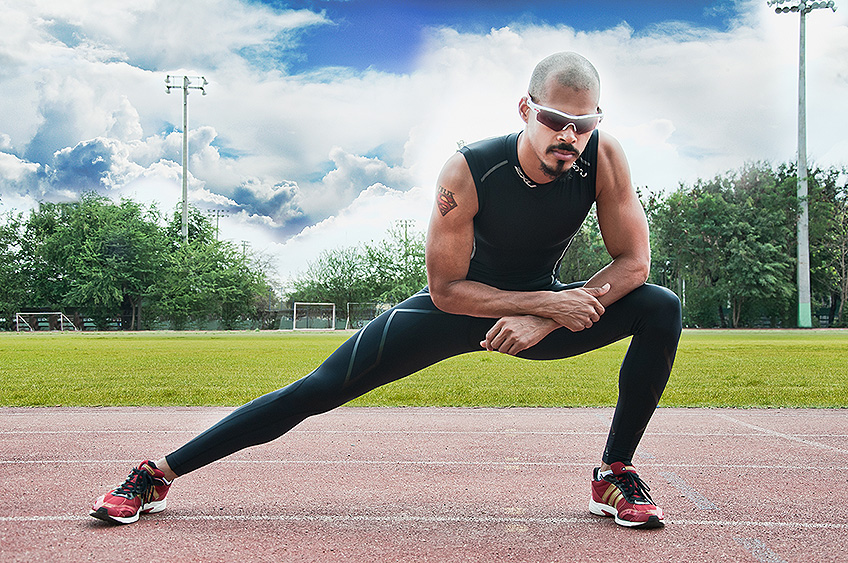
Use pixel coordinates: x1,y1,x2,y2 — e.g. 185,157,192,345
425,152,608,333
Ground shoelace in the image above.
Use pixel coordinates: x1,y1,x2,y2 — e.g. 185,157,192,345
606,470,655,505
113,467,155,500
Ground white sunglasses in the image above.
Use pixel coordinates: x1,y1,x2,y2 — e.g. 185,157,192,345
526,97,603,134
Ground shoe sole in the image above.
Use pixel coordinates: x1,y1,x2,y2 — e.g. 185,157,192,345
88,499,166,525
589,498,665,529
89,507,140,525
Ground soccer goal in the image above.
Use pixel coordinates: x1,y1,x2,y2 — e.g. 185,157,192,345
293,302,336,330
15,312,79,332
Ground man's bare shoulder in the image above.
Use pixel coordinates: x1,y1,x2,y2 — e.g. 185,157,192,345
440,151,472,184
594,130,632,199
596,130,627,164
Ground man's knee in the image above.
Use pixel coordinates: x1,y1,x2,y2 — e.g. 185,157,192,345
647,284,681,317
632,284,682,335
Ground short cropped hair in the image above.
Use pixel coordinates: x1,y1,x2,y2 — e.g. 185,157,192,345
528,52,600,101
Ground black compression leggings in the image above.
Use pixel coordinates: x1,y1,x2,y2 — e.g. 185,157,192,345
166,283,682,475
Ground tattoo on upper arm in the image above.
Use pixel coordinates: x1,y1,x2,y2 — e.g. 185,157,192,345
437,186,458,216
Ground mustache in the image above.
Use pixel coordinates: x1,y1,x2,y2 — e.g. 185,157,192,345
547,143,581,156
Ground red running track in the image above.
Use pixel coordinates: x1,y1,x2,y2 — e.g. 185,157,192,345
1,407,846,562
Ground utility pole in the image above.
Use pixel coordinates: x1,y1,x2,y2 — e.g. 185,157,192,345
165,75,208,244
767,0,836,327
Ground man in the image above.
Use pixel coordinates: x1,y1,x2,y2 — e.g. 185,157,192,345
90,52,681,530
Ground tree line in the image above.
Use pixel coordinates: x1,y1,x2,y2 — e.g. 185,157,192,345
0,193,272,330
294,161,848,329
286,221,427,308
1,160,845,330
649,162,847,328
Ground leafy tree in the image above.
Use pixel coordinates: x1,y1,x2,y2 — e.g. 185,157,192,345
649,162,795,327
18,194,164,329
18,201,76,310
287,223,427,308
801,164,848,325
64,196,164,329
150,208,272,329
363,222,427,302
209,243,270,329
0,213,26,328
836,187,848,325
163,205,217,249
4,196,272,331
288,246,373,308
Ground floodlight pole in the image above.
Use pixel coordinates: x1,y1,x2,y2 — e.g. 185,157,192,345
166,75,208,243
767,0,836,327
207,209,229,241
395,219,416,273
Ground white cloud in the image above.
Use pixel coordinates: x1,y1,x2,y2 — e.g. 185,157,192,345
299,147,416,217
0,152,40,183
269,184,433,288
1,0,846,284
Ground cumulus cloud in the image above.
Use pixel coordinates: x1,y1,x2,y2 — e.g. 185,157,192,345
0,0,846,284
271,184,434,286
17,0,329,71
230,178,306,231
299,147,416,217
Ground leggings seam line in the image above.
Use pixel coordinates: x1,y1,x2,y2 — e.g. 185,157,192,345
343,308,442,388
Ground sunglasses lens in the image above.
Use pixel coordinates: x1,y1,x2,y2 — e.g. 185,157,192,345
575,117,599,134
535,110,599,134
535,111,566,131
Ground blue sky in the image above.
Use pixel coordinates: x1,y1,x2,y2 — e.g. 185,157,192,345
0,0,845,286
276,0,739,73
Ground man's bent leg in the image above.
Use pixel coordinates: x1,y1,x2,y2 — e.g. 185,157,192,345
516,283,681,528
518,283,681,463
599,284,681,464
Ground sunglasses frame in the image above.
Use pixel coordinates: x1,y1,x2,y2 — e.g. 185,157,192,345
526,97,604,135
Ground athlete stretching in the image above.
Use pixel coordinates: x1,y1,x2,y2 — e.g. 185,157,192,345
91,52,681,529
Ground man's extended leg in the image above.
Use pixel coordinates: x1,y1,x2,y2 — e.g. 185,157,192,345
91,290,491,523
162,291,491,476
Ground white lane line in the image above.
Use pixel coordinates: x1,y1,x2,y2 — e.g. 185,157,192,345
0,429,609,436
734,538,788,563
0,459,825,470
2,429,844,438
0,459,827,472
715,413,848,453
660,471,717,510
1,514,845,530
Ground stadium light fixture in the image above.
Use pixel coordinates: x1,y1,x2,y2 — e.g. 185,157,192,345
766,0,836,327
206,208,230,241
165,75,208,243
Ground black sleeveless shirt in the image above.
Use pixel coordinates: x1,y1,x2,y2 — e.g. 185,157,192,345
459,130,599,291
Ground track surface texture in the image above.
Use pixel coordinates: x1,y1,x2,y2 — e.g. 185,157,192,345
1,406,845,562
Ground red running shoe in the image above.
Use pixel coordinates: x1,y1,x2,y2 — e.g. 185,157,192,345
90,460,171,524
589,461,664,528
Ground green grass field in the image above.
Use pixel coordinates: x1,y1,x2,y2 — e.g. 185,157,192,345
1,329,846,408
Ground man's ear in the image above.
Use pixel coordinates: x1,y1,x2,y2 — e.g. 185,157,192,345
518,96,531,124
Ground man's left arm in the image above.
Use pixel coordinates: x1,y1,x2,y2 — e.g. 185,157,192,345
583,131,651,306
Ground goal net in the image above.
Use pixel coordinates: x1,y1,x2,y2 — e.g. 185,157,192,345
345,302,390,329
293,302,336,330
16,312,79,332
